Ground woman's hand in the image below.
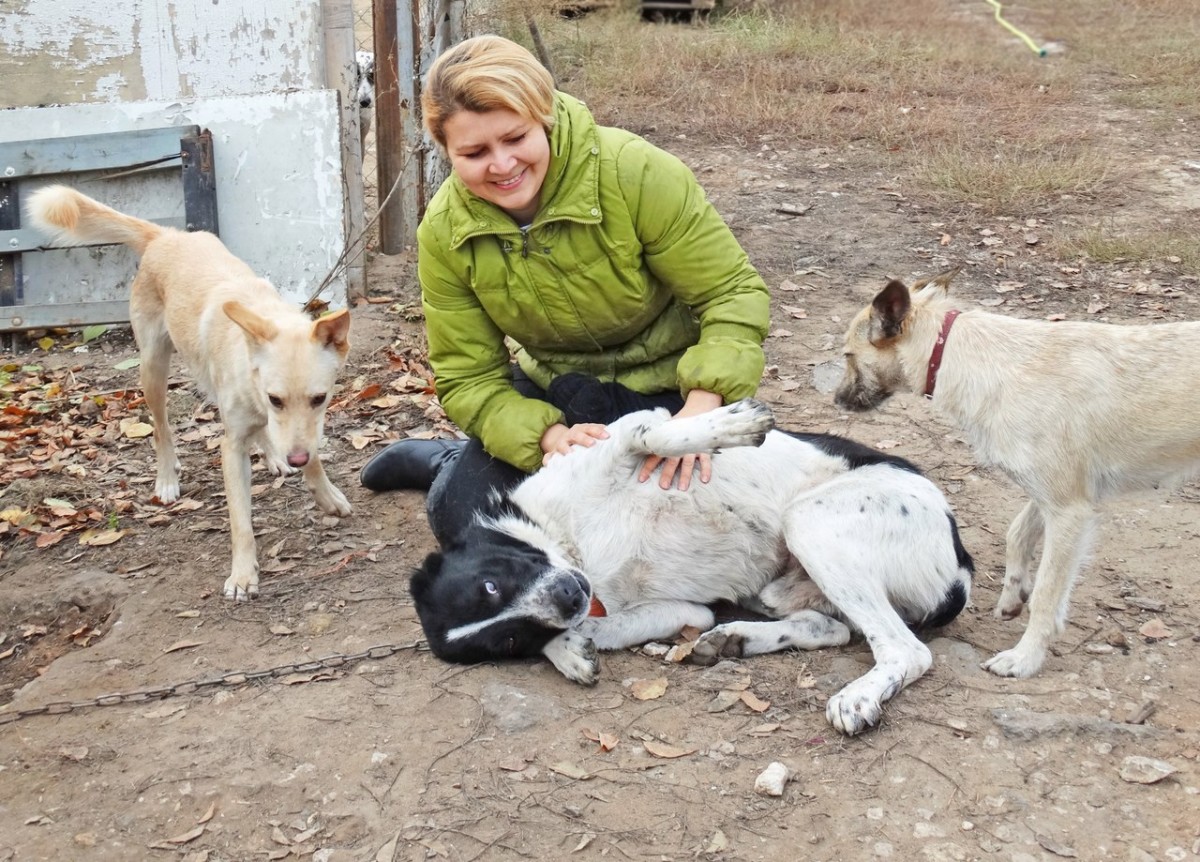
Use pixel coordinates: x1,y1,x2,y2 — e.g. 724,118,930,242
540,422,609,466
638,389,724,491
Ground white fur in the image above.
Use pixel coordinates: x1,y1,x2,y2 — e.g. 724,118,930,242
495,400,971,735
836,270,1200,678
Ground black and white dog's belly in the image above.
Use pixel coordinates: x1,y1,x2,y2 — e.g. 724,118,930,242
409,400,974,736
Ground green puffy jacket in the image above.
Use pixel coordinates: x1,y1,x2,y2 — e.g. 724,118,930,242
417,92,769,472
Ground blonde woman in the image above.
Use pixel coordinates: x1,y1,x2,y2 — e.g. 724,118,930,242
361,35,769,545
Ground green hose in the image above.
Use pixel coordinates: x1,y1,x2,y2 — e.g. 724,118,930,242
986,0,1047,57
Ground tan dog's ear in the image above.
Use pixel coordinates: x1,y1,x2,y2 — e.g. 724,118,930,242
312,308,351,353
223,300,279,342
871,280,911,340
911,267,961,297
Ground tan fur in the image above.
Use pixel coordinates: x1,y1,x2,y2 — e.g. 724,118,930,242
835,268,1200,678
27,185,352,600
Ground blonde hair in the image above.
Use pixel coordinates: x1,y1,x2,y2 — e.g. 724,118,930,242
421,35,556,149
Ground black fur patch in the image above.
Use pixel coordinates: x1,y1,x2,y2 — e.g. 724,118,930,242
784,431,922,474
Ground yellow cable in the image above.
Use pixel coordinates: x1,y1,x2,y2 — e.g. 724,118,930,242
985,0,1047,57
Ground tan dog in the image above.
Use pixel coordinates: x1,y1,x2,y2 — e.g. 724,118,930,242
834,268,1200,678
27,186,352,600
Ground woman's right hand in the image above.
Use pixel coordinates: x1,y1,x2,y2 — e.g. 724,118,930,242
540,422,609,466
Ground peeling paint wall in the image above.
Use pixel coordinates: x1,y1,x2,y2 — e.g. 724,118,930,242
0,0,324,107
5,92,348,308
0,0,352,318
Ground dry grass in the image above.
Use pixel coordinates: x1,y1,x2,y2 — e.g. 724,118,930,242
1056,224,1200,273
487,0,1197,220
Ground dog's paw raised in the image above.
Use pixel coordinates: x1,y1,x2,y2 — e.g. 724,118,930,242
222,569,261,601
720,399,775,448
982,645,1044,678
690,628,747,666
543,630,599,685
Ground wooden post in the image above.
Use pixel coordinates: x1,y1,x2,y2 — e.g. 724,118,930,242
322,0,367,301
374,0,425,255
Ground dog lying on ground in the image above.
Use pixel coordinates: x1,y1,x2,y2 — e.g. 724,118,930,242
411,399,974,736
834,268,1200,678
27,186,352,600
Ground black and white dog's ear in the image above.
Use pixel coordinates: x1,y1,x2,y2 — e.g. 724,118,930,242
871,279,912,340
409,552,444,604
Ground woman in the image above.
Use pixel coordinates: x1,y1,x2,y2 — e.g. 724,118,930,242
361,34,770,546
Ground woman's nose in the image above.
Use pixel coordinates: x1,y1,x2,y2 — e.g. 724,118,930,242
489,147,517,175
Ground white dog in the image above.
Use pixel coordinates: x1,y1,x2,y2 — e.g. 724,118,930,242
410,400,974,736
835,268,1200,678
27,186,352,600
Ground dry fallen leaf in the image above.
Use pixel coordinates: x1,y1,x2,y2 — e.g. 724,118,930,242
643,740,696,759
581,728,619,752
1139,618,1172,640
740,691,771,712
630,678,668,700
163,639,206,654
78,528,126,546
549,761,591,780
164,825,205,845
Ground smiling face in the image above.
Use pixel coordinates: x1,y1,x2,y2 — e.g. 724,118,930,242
442,107,551,224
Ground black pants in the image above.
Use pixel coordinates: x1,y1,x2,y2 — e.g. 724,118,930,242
426,371,685,546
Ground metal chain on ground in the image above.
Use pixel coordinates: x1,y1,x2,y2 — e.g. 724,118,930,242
0,641,425,727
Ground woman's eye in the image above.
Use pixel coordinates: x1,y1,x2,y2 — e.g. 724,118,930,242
484,581,499,596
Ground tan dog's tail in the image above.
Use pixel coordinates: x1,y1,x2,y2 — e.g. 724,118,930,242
26,185,162,256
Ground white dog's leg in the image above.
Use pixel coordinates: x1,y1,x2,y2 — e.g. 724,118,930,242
996,500,1044,620
303,456,351,517
691,611,851,664
220,435,260,600
574,601,716,650
543,630,600,685
984,503,1096,678
632,399,774,458
138,329,182,503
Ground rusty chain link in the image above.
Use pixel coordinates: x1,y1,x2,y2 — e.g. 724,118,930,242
0,641,425,727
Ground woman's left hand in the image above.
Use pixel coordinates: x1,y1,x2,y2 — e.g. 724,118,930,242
637,389,723,491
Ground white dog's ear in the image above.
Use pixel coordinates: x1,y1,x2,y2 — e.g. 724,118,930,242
870,280,911,339
223,300,279,343
312,308,351,354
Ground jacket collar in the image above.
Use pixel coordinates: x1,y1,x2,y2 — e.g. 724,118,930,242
447,92,603,250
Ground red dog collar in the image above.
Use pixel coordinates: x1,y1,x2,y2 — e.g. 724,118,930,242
924,310,961,398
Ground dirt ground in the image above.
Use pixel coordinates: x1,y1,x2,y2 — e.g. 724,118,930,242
4,16,1200,862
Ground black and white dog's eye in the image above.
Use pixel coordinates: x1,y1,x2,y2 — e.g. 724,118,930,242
483,581,499,596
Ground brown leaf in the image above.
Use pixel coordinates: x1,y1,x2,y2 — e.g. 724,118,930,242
164,825,205,845
740,691,771,713
549,761,591,780
163,639,206,654
630,678,668,700
1139,618,1172,640
581,728,619,752
78,528,125,546
36,531,68,549
643,740,696,759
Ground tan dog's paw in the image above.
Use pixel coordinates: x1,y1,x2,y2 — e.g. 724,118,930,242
223,565,260,601
314,484,351,517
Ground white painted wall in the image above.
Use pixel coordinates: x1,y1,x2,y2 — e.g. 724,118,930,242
0,0,355,318
5,91,347,308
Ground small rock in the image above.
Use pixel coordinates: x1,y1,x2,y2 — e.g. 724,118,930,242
640,642,670,658
754,761,792,796
1119,755,1176,784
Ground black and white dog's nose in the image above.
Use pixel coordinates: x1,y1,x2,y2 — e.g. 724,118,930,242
552,573,588,616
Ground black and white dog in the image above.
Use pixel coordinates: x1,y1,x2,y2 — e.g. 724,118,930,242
354,50,375,144
411,400,973,735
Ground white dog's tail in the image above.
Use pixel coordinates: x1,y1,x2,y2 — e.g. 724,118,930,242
26,185,162,256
